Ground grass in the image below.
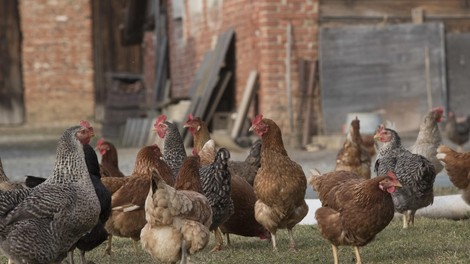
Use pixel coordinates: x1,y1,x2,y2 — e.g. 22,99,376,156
2,217,469,264
0,187,462,264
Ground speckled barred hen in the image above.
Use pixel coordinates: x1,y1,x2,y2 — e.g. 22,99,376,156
198,148,234,251
374,125,437,229
0,123,100,264
154,114,187,178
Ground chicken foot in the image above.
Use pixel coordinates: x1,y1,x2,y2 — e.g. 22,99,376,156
210,228,224,252
354,246,362,264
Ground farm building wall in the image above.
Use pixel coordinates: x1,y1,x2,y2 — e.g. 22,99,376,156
20,0,94,126
167,0,319,143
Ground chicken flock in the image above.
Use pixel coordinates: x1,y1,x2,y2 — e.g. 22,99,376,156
1,106,470,264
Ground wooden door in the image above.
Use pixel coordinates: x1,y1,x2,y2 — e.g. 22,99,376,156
446,33,470,115
0,0,24,125
319,22,447,133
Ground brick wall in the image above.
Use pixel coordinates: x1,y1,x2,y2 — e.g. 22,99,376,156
20,0,94,126
167,0,319,143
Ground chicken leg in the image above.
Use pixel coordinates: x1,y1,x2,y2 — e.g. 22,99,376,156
132,239,140,255
354,246,362,264
331,244,339,264
403,210,416,229
180,240,188,264
288,228,297,251
271,232,278,252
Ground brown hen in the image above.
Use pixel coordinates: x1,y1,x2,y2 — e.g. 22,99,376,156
249,114,309,251
310,170,401,264
335,117,372,179
437,145,470,204
184,115,269,250
103,144,174,259
96,138,126,178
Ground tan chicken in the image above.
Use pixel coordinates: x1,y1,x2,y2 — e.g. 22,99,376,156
140,157,212,264
335,117,372,179
249,114,309,251
436,145,470,204
310,170,402,264
103,144,174,259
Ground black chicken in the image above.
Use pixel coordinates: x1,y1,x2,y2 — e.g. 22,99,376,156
25,143,112,264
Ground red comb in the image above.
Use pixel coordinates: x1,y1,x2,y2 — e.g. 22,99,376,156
154,115,167,128
80,120,91,129
432,106,444,113
188,114,194,121
386,171,397,180
252,114,263,126
97,138,105,147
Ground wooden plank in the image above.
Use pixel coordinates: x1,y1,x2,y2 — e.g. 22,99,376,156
231,71,258,139
121,0,147,45
182,28,235,144
446,33,470,114
321,0,470,20
303,61,317,146
206,71,232,125
319,22,446,133
193,28,235,120
180,51,213,135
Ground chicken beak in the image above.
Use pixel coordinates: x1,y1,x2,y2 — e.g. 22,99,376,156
373,134,381,141
394,181,402,187
249,126,254,132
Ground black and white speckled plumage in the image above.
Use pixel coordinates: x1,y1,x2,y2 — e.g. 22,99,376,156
375,128,437,214
0,125,100,264
199,148,234,231
162,121,187,178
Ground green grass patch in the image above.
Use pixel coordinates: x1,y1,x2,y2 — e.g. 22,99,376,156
1,217,469,263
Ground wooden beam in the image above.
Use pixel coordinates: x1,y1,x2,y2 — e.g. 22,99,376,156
321,0,470,20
